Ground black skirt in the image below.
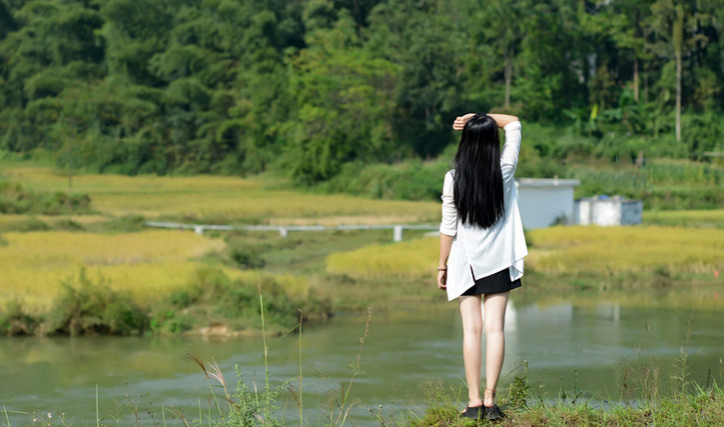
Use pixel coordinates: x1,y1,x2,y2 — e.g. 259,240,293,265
461,267,522,296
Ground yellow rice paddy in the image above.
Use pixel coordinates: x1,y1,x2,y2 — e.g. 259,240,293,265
327,225,724,279
2,167,438,222
0,231,229,311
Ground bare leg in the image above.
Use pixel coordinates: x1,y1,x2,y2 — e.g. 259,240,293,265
483,291,509,407
459,295,483,408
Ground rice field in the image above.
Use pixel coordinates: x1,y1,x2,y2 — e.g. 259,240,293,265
327,237,438,279
527,225,724,274
0,230,232,311
643,209,724,228
1,166,439,223
326,225,724,279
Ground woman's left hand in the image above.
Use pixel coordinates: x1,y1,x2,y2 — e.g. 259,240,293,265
437,270,447,290
452,113,475,131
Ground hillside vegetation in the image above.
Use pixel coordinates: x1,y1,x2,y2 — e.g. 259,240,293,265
0,0,721,197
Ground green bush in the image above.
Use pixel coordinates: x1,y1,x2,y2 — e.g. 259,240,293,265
16,217,50,231
45,268,149,336
0,180,92,215
229,246,266,269
0,300,39,336
167,267,332,332
101,215,147,232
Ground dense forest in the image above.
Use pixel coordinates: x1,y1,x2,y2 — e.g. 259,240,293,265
0,0,722,188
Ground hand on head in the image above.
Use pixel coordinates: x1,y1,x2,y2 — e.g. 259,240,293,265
453,113,477,131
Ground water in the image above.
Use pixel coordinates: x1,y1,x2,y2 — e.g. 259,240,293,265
1,288,723,426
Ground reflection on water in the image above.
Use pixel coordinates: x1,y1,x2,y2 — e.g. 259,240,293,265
1,286,723,426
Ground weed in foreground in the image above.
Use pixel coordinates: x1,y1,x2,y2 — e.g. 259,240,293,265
175,292,372,427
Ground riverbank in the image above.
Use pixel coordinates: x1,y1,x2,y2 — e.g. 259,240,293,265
405,386,724,426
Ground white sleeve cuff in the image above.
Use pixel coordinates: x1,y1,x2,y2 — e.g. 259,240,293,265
504,121,522,132
439,226,457,237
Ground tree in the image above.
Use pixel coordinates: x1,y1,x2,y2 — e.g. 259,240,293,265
287,8,400,182
649,0,710,141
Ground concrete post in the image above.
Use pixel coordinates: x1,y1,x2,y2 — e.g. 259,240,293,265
393,225,403,242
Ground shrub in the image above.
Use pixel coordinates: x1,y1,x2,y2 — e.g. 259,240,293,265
0,300,39,336
169,267,332,332
16,217,50,231
45,268,149,336
228,246,266,269
0,180,92,215
102,215,147,232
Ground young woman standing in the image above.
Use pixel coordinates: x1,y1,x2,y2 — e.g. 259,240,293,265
437,113,527,421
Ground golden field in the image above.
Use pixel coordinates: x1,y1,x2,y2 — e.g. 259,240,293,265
327,225,724,279
0,230,231,311
2,166,439,223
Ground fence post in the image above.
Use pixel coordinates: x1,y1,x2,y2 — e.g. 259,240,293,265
194,226,204,235
393,225,403,242
279,227,288,238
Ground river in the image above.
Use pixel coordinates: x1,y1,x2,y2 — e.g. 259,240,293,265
1,286,723,426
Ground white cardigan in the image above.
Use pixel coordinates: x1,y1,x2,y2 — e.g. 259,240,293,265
439,121,528,301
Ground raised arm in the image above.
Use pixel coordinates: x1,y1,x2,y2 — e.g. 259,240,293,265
487,113,520,128
452,113,520,130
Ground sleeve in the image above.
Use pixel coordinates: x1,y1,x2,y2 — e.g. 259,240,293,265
439,171,458,236
500,121,522,182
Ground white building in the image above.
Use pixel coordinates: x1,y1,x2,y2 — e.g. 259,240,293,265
515,178,581,229
574,196,643,226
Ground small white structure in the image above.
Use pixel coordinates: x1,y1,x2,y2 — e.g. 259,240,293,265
515,178,581,229
574,196,643,226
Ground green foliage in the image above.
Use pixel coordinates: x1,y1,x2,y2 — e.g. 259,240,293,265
571,159,724,210
0,0,722,189
14,217,50,232
228,245,266,270
161,267,332,332
45,268,150,336
321,158,450,200
0,180,92,215
507,362,530,410
100,215,147,232
0,299,39,336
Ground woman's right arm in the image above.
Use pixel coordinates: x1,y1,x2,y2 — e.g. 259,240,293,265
487,113,519,128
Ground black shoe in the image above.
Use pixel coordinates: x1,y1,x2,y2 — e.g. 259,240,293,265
484,404,505,422
461,405,483,420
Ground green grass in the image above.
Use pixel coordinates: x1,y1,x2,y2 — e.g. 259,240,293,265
402,388,724,426
644,209,724,228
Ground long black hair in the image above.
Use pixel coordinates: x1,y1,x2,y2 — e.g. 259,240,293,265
453,113,505,229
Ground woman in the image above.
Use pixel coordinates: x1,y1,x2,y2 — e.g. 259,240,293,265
437,112,527,421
